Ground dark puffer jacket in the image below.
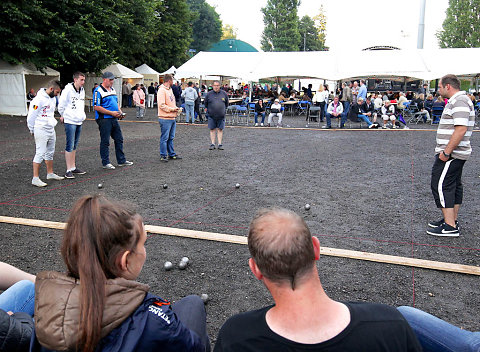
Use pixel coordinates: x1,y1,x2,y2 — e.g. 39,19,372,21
0,309,33,352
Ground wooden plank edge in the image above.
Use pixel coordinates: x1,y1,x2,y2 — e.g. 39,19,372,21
1,216,478,275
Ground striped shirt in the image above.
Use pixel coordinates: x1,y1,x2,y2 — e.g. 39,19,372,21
435,91,475,160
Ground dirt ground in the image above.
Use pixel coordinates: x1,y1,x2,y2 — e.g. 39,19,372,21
1,108,479,347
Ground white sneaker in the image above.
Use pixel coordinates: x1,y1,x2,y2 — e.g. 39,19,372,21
47,173,64,180
261,123,264,126
32,178,47,187
103,163,115,170
255,123,258,126
403,126,410,130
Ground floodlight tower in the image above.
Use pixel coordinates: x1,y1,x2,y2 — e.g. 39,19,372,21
417,0,426,49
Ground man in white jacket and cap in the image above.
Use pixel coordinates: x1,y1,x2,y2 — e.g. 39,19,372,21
27,80,64,187
58,72,87,179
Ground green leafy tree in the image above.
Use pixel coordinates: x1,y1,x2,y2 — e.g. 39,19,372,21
187,0,222,52
222,24,238,40
298,16,323,51
261,0,301,51
312,5,328,50
437,0,480,48
149,0,193,71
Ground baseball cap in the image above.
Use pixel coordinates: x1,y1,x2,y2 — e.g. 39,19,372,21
274,98,279,102
102,71,115,79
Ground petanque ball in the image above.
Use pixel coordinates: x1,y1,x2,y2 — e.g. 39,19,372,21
163,184,168,189
235,183,240,188
200,293,209,303
181,257,189,264
304,204,311,210
178,261,187,270
97,183,103,189
164,261,173,271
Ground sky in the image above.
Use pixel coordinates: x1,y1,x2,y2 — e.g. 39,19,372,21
205,0,450,52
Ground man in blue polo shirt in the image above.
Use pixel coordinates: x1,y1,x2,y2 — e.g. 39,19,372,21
93,72,133,170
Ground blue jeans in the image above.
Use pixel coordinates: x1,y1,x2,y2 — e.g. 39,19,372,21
159,119,176,157
398,306,480,352
172,295,210,351
325,112,341,127
357,114,373,126
64,123,82,152
254,112,265,124
185,101,195,123
0,280,35,316
341,101,350,127
96,118,126,166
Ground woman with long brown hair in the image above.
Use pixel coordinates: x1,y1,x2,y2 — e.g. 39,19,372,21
31,195,209,352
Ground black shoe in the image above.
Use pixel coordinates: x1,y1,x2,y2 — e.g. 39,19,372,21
428,218,459,229
209,144,216,150
168,155,182,160
322,125,331,129
218,144,224,150
64,170,75,179
426,223,459,237
160,156,168,162
71,168,86,175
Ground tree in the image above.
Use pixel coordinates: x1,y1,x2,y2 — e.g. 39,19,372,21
261,0,301,52
298,16,323,51
187,0,222,52
222,24,238,40
437,0,480,48
312,5,328,50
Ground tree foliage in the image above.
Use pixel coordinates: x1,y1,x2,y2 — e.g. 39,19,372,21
312,5,328,50
0,0,195,80
222,24,238,40
437,0,480,48
187,0,222,52
261,0,301,51
298,16,322,51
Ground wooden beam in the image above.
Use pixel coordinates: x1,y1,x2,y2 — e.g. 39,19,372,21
1,215,479,276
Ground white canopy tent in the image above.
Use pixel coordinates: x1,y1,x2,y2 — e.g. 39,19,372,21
0,60,60,116
85,62,144,107
176,49,480,84
135,64,160,87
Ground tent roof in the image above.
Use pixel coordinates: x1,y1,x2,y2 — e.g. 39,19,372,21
104,62,143,79
0,61,60,76
176,48,480,81
208,39,258,52
135,63,160,75
159,66,177,76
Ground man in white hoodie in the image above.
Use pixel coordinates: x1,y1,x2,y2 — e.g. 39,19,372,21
58,72,87,179
27,80,64,187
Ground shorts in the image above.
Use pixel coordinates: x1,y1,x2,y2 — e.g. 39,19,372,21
382,115,395,121
64,123,82,152
431,154,466,208
208,116,225,130
33,128,56,163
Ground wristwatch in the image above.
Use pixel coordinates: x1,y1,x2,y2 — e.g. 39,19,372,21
442,151,451,158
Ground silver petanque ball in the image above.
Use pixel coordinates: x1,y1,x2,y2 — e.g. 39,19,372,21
181,257,189,264
200,293,209,303
304,204,311,210
97,183,103,189
163,184,168,189
164,261,173,271
235,183,240,188
178,261,187,270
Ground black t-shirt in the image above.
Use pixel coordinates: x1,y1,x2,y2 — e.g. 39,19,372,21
214,302,421,352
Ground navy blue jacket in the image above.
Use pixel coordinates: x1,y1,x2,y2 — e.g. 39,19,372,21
30,293,204,352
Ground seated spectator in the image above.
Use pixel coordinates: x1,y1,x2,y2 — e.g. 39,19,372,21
267,99,283,128
374,93,383,111
254,99,266,127
322,96,343,129
398,306,480,352
397,92,408,111
362,96,378,124
349,97,374,128
289,91,297,100
412,93,430,122
30,195,209,352
424,94,434,114
381,100,397,128
0,261,36,352
278,92,288,102
214,208,422,351
431,96,446,123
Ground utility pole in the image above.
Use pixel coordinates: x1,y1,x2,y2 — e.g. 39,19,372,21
417,0,426,49
304,31,306,51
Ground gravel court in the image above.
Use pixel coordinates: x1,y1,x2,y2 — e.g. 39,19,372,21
0,111,479,345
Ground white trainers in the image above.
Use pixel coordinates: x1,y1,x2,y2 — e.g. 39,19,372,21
32,178,47,187
47,173,64,180
255,123,258,126
261,123,264,126
103,163,116,170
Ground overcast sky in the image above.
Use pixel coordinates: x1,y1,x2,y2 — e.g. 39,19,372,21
205,0,449,51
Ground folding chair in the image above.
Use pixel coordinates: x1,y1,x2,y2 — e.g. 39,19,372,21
226,105,237,125
235,105,248,125
297,100,309,116
431,106,444,124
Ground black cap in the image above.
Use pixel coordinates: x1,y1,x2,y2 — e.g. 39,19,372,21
102,71,115,79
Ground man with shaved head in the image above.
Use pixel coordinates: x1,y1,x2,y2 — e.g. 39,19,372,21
214,208,421,351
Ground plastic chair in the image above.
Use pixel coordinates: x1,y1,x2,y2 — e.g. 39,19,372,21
431,106,444,124
235,105,248,125
297,100,310,116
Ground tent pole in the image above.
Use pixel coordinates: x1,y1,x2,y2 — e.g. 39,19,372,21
249,81,252,102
